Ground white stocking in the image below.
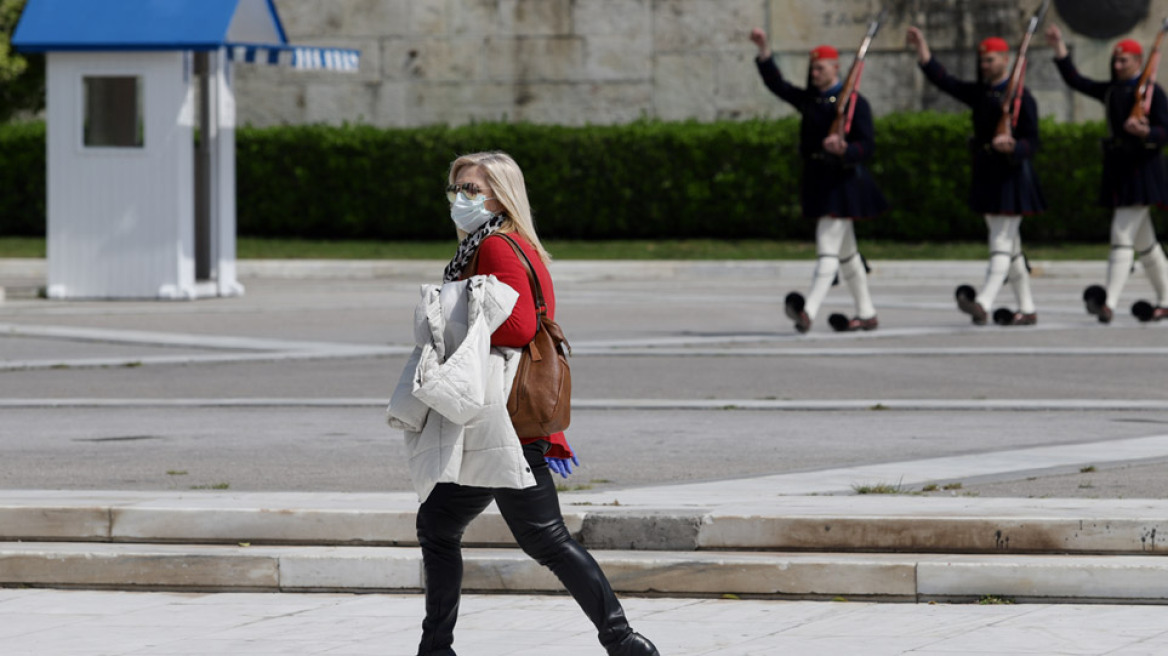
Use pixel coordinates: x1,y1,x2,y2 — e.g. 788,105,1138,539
1106,206,1150,309
1138,244,1168,306
1008,254,1036,314
976,215,1021,311
838,224,876,319
805,218,848,320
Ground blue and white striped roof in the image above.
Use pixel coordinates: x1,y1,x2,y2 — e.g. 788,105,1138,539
13,0,359,72
226,44,361,72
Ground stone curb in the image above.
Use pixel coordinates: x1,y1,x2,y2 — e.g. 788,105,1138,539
3,542,1168,603
4,495,1168,555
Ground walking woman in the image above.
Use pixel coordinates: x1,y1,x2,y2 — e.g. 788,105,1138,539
407,151,659,656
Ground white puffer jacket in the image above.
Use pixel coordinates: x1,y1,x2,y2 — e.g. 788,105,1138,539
386,275,537,502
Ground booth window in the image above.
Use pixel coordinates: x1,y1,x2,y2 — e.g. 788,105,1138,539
83,76,144,148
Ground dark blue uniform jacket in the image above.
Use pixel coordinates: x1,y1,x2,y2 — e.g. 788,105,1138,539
1055,55,1168,208
756,55,888,220
921,57,1046,215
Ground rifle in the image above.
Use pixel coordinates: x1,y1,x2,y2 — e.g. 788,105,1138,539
828,9,885,139
1130,17,1168,123
995,0,1051,139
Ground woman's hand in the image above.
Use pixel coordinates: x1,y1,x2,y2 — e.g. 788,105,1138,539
546,443,580,478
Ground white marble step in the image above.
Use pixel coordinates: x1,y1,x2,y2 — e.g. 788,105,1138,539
3,492,1168,554
2,542,1167,603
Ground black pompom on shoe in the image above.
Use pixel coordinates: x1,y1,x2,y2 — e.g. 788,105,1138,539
955,284,987,325
1083,285,1111,323
784,292,811,334
992,308,1014,326
1132,300,1156,322
828,313,850,332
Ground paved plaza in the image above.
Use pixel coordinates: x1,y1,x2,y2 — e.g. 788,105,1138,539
2,258,1168,654
2,259,1166,496
5,588,1168,656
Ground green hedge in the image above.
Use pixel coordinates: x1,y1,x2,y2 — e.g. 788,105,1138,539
0,114,1135,242
0,120,45,235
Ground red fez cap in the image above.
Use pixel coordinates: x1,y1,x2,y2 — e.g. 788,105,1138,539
1115,39,1143,56
979,37,1009,54
810,45,839,61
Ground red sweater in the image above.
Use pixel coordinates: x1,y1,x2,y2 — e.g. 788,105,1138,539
472,233,572,459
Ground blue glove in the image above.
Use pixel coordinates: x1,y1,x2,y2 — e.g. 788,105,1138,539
545,443,580,479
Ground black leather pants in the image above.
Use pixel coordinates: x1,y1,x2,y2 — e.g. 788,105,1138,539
415,443,631,656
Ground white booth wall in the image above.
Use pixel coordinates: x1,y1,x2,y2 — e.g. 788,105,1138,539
45,50,240,300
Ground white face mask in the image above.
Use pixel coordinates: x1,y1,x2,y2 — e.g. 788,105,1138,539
450,192,496,233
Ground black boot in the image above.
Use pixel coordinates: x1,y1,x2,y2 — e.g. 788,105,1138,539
607,631,661,656
414,528,463,656
538,537,636,649
415,484,498,656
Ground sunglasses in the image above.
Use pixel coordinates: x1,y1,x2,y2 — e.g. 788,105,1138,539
445,182,487,203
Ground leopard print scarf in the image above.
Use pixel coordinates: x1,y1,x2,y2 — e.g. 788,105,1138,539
442,212,506,283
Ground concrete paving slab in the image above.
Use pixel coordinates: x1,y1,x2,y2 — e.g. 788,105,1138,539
0,258,1106,283
551,433,1168,506
4,589,1168,656
4,258,1168,648
4,404,1168,494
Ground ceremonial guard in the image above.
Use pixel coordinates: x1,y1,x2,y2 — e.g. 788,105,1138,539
906,28,1046,326
750,26,888,333
1047,24,1168,323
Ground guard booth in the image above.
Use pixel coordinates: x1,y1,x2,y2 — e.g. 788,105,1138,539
12,0,359,299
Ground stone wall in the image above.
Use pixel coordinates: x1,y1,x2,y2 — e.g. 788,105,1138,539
234,0,1168,127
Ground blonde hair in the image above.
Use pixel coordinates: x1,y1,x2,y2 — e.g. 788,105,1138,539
448,151,552,264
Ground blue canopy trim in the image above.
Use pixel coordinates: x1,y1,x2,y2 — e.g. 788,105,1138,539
14,0,255,51
226,44,361,72
12,0,357,72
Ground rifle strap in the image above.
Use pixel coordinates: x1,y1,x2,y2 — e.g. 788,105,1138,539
843,61,864,134
1012,61,1027,128
1145,52,1161,114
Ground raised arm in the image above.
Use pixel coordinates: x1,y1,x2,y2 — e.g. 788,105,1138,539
906,26,931,64
1046,24,1108,101
751,27,810,108
750,27,771,60
908,26,980,106
1045,24,1068,59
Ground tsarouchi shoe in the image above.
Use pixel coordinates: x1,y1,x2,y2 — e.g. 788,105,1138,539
1008,312,1038,326
830,313,878,332
992,308,1036,326
784,291,812,334
1132,300,1168,322
955,284,987,325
